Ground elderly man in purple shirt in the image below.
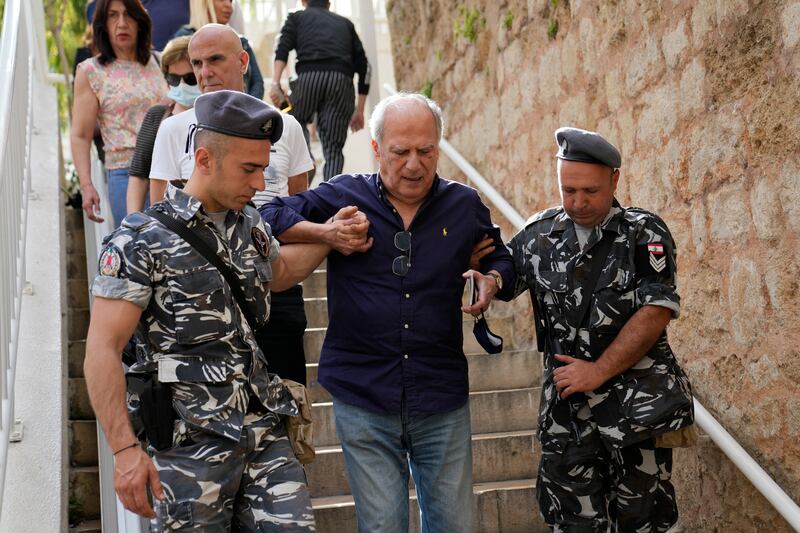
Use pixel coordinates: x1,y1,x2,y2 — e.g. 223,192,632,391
260,93,514,533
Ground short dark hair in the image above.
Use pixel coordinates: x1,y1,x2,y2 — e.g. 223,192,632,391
92,0,153,66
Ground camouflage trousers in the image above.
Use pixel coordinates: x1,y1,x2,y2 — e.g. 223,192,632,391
150,412,316,532
537,404,678,533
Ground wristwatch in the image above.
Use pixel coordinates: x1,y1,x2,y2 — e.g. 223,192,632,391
488,271,502,291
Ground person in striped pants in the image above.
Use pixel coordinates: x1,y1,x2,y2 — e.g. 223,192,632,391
270,0,371,182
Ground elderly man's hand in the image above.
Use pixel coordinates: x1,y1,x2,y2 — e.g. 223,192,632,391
326,205,373,255
469,234,495,271
114,445,164,518
460,269,499,316
552,354,607,399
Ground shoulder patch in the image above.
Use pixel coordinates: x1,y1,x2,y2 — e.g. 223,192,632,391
251,227,270,257
525,206,562,228
635,241,671,277
98,245,124,277
121,211,155,231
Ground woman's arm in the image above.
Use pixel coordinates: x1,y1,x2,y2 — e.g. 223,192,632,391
71,68,104,222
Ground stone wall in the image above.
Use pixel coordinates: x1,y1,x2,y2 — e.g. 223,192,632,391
387,0,800,530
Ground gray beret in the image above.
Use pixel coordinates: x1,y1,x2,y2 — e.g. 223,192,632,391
194,90,283,143
555,127,621,169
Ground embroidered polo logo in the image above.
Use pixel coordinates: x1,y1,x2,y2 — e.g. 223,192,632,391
647,243,665,272
442,227,448,237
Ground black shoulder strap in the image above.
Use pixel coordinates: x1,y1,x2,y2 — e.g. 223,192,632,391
570,231,614,352
147,209,260,333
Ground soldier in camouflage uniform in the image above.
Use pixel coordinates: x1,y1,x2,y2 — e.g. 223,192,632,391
84,90,369,530
506,128,694,532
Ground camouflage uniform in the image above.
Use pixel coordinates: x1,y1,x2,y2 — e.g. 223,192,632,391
91,185,315,531
508,200,693,533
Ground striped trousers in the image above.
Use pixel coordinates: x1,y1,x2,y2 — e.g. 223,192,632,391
290,70,355,181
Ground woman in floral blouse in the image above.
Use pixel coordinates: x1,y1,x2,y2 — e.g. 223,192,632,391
71,0,166,227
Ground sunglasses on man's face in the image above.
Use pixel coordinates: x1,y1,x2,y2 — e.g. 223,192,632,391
165,72,197,87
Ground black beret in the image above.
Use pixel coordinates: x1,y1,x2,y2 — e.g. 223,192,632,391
555,127,621,169
194,90,283,143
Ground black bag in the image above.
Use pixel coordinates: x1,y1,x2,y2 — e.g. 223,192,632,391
126,373,175,451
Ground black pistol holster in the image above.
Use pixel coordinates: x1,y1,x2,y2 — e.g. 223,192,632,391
126,373,176,451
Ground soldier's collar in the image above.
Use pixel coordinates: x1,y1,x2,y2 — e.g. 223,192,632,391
165,184,203,221
549,199,625,235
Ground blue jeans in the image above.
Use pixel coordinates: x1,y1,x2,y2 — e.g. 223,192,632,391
107,167,129,228
333,398,473,533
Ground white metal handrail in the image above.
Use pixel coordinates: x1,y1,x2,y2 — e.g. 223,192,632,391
0,0,37,517
384,83,800,531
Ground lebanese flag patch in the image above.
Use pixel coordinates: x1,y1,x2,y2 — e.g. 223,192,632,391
648,243,666,272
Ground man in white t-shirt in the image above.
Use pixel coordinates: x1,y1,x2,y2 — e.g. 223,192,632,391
150,24,313,200
150,24,315,384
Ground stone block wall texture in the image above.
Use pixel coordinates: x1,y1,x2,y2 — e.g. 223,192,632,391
387,0,800,531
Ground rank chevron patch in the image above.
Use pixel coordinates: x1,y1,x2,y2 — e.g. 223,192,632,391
648,243,666,272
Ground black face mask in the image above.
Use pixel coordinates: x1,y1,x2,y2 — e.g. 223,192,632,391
473,312,503,354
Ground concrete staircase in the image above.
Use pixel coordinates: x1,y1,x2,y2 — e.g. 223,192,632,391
65,206,103,533
301,269,549,532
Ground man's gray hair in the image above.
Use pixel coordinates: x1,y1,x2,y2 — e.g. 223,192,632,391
369,93,445,146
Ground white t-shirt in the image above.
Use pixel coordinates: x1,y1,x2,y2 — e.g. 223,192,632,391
149,109,313,207
252,114,314,207
149,107,197,182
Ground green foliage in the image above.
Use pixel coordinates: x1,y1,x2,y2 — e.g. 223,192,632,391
420,81,433,99
550,0,558,9
44,0,90,122
503,11,513,31
547,17,558,39
453,7,484,43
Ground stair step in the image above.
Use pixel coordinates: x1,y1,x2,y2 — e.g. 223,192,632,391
311,478,547,533
304,298,328,329
70,519,102,533
306,349,542,404
66,251,88,281
69,378,95,420
303,328,326,363
68,340,86,378
302,269,327,299
307,430,538,498
68,308,90,342
69,420,99,467
303,314,519,365
311,387,539,447
67,279,90,308
69,467,101,523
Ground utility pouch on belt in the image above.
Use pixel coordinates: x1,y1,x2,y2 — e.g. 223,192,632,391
281,379,315,464
126,373,175,451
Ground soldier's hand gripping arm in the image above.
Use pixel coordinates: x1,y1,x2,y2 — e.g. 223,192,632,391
84,297,165,518
553,305,672,399
272,205,374,256
271,205,372,291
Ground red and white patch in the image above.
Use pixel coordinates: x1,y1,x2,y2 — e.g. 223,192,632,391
648,243,666,272
98,246,122,277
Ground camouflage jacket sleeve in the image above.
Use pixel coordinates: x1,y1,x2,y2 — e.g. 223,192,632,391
628,209,680,318
90,212,154,308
